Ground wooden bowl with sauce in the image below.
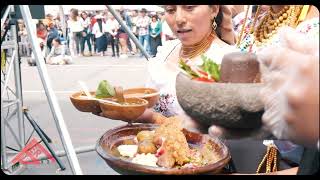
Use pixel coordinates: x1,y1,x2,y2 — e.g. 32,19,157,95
99,97,149,122
123,88,160,108
96,124,231,175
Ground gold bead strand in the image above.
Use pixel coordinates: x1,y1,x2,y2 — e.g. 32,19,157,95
272,147,278,172
256,146,271,174
250,5,262,34
237,5,251,47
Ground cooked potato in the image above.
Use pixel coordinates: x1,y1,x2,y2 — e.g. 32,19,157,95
157,152,175,168
138,140,157,154
136,130,154,142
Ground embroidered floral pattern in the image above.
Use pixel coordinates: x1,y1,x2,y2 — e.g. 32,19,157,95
153,93,176,117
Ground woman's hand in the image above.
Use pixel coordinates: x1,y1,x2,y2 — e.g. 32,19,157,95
257,27,319,143
134,109,167,124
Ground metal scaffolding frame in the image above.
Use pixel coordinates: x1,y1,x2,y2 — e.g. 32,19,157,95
1,5,150,175
1,5,25,174
1,5,82,175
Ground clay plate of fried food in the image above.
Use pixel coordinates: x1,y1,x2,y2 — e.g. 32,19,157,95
96,117,231,175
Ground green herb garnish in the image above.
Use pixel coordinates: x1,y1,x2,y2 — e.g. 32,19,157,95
200,55,221,81
179,59,200,78
95,80,115,99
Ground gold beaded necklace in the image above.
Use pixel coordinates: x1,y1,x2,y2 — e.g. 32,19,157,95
256,145,278,174
180,31,215,60
254,5,304,46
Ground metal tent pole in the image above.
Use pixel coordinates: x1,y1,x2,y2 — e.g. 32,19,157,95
1,6,11,30
58,5,67,40
19,5,82,175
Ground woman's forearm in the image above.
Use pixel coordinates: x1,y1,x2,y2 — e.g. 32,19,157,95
135,108,155,123
136,109,166,124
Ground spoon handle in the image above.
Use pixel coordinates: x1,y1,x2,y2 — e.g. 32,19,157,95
92,97,121,105
78,81,92,98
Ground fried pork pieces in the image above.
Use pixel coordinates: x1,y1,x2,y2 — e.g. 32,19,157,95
121,116,220,168
153,116,191,168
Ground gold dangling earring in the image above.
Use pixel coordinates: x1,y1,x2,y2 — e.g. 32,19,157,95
212,17,217,30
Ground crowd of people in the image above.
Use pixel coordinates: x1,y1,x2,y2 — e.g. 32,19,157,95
16,7,177,66
65,7,174,58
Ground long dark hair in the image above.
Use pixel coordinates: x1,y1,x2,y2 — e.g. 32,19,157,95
81,11,87,20
211,5,224,42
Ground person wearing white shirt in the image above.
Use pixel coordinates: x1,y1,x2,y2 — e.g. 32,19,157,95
136,8,151,56
105,15,120,57
79,11,92,56
92,14,108,56
161,20,176,45
67,9,83,56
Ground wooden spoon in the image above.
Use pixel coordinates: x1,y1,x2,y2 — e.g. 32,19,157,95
114,86,126,104
78,81,121,105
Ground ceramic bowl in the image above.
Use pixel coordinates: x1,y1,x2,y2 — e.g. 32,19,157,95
96,123,231,175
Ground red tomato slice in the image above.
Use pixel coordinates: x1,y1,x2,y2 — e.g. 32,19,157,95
193,77,215,83
197,70,208,76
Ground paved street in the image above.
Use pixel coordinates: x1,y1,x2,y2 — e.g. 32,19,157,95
4,54,150,174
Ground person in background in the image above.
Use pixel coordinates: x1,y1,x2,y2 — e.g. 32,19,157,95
36,21,48,42
17,20,30,57
157,12,165,22
129,9,139,54
92,14,108,56
106,14,120,57
103,11,109,21
46,22,59,51
54,14,64,39
160,19,176,45
149,15,162,57
119,8,135,55
136,8,151,57
130,9,139,38
54,14,62,30
89,12,97,55
43,13,54,28
232,5,269,38
118,11,129,58
36,21,48,57
28,37,47,66
46,37,72,65
67,8,83,57
80,11,92,56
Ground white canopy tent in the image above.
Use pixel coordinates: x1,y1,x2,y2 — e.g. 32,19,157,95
44,5,164,16
120,5,164,12
44,5,107,15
